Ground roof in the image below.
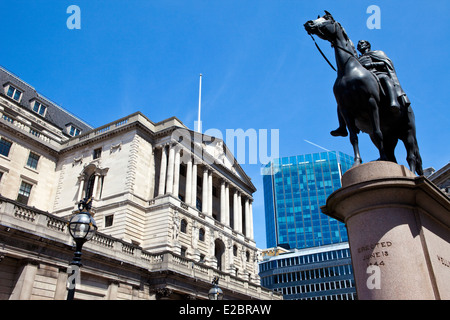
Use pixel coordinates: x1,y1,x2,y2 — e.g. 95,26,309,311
0,66,93,134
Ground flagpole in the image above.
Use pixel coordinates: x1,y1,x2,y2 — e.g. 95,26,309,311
197,73,202,133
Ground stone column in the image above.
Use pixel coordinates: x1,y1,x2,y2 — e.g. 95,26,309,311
234,191,242,233
158,145,167,196
244,197,251,237
148,147,156,199
77,176,85,201
225,183,230,226
233,190,238,231
173,146,181,197
10,261,38,300
208,171,213,215
92,173,100,199
185,155,192,205
220,180,226,224
54,267,68,300
322,161,450,300
191,162,198,207
249,200,254,240
237,192,243,233
202,167,209,214
107,281,119,300
166,144,175,195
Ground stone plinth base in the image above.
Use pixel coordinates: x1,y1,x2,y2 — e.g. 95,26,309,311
322,161,450,300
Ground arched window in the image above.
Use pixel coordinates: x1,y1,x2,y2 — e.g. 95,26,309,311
233,245,238,257
199,228,205,241
181,219,188,233
85,174,96,199
215,239,225,271
77,162,109,201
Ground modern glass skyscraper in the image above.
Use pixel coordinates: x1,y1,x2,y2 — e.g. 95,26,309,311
263,151,354,249
259,242,357,300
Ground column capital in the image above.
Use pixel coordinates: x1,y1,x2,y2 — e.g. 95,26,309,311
192,154,202,165
185,152,193,162
222,177,232,186
168,141,178,149
155,143,171,149
173,143,182,151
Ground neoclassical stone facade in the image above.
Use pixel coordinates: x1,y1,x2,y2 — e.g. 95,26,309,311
0,66,281,300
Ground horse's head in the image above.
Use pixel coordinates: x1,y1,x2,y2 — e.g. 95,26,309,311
304,11,337,42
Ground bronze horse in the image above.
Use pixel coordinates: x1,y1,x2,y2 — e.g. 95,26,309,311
304,11,423,175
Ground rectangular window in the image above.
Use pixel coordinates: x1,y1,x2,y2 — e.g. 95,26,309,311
26,152,40,170
6,85,22,101
7,86,14,97
93,148,102,159
0,138,12,157
105,214,114,227
17,181,32,205
32,101,47,116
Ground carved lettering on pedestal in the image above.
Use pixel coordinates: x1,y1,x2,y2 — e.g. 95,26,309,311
437,255,450,269
357,240,392,267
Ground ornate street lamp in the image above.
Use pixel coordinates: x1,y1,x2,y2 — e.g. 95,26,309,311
208,276,224,300
67,197,97,300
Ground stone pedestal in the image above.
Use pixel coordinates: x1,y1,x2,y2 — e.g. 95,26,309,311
322,161,450,300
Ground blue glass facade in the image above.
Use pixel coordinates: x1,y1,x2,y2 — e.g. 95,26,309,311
259,243,357,300
263,151,353,249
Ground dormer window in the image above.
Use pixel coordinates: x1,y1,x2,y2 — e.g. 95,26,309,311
70,126,81,137
31,101,47,116
5,84,22,102
66,123,81,137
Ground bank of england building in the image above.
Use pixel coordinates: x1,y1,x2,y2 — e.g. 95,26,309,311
0,66,281,300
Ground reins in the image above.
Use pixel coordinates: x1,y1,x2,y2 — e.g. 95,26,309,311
308,33,336,72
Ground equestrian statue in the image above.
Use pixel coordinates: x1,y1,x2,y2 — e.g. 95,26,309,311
304,11,423,175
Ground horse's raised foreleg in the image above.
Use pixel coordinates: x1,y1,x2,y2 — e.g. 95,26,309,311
368,97,388,161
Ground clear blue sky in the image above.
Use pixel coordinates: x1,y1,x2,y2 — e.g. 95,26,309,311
1,1,448,249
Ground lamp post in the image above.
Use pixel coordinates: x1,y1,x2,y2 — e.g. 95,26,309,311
208,276,223,300
67,197,97,300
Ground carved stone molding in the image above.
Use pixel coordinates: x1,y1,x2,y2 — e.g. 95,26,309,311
153,288,173,300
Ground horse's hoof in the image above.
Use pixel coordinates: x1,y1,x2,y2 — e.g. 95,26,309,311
352,159,362,168
330,128,348,137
